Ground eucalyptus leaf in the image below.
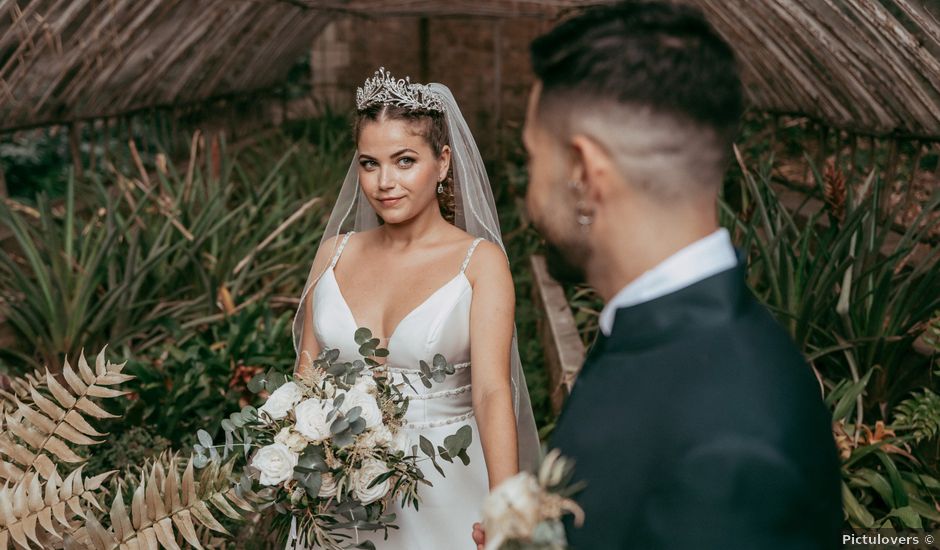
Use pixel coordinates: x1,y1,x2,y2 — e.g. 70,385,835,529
331,416,350,434
350,417,367,434
333,393,346,409
197,429,213,448
241,405,258,420
346,406,362,423
247,373,267,393
355,328,373,345
419,436,435,458
432,354,446,369
192,453,209,469
267,370,287,391
298,445,328,471
230,412,246,428
334,430,354,448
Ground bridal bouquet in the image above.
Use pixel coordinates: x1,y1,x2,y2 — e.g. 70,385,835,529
193,327,473,549
481,449,584,550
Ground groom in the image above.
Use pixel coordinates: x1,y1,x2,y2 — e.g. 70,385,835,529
477,1,842,548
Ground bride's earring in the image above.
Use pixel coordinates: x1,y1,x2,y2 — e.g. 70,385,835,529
437,181,444,194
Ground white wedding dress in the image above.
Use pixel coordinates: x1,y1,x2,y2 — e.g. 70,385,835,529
309,231,489,549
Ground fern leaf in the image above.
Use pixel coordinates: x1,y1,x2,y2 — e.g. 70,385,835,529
0,349,130,482
0,466,114,549
894,389,940,443
85,454,258,549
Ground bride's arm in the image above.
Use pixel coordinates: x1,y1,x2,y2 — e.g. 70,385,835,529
294,235,339,376
467,241,519,490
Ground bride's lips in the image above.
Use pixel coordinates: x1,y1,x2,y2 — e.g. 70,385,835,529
377,196,404,207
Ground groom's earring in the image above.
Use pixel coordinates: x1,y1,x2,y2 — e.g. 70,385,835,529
576,201,594,231
569,180,593,231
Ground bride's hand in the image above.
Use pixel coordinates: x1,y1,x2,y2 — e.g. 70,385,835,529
472,522,485,550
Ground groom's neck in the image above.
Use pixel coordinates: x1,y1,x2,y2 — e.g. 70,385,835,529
586,200,719,302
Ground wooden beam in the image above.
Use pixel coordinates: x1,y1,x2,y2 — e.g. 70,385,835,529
530,254,585,414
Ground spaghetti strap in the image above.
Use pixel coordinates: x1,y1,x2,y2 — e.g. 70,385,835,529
460,237,485,274
330,231,355,269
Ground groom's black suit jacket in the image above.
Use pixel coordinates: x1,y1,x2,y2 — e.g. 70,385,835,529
550,265,842,549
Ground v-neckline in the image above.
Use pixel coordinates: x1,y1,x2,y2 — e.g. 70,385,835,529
326,266,469,345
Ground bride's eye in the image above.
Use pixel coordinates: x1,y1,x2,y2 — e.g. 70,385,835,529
359,159,378,170
397,157,415,168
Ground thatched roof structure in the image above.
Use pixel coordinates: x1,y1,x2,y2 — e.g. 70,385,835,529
1,0,939,138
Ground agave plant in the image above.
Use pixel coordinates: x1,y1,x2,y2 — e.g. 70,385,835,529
0,348,256,549
0,127,340,375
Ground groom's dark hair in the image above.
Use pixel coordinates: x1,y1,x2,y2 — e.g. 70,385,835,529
530,1,744,196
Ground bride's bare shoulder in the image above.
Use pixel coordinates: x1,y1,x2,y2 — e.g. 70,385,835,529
463,238,509,282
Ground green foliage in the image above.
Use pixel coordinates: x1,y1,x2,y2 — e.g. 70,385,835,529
83,425,172,478
725,157,939,403
0,129,345,375
723,152,940,528
115,304,295,455
0,130,71,200
893,389,940,444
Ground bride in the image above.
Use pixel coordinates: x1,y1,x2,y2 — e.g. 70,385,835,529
291,68,539,549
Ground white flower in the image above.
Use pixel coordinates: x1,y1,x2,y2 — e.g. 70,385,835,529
274,427,308,453
258,381,304,421
482,472,542,549
251,443,298,486
358,425,394,450
354,374,378,395
294,398,333,442
319,473,339,498
350,458,391,504
339,388,383,429
391,429,411,455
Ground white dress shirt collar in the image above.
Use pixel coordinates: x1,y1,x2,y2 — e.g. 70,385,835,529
598,228,738,336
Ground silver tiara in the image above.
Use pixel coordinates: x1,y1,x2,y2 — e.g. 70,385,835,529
356,67,445,113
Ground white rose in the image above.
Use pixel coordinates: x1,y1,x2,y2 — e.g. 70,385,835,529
250,443,298,486
354,375,378,395
294,398,333,442
482,472,542,547
358,425,393,450
339,388,382,429
258,381,304,421
351,458,391,504
274,427,308,453
318,472,339,498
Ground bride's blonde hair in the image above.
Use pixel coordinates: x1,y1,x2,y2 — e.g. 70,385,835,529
354,104,456,224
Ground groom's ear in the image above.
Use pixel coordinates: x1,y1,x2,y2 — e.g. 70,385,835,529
569,133,620,202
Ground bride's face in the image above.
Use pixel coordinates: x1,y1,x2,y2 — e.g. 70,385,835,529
357,118,451,225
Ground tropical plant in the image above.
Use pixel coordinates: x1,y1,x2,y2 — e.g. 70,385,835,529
0,128,343,375
117,304,295,455
723,150,940,528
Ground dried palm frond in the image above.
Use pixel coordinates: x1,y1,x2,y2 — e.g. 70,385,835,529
0,466,112,549
73,455,257,550
0,348,261,549
0,348,131,483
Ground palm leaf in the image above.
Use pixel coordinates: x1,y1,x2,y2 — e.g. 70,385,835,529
0,349,131,482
